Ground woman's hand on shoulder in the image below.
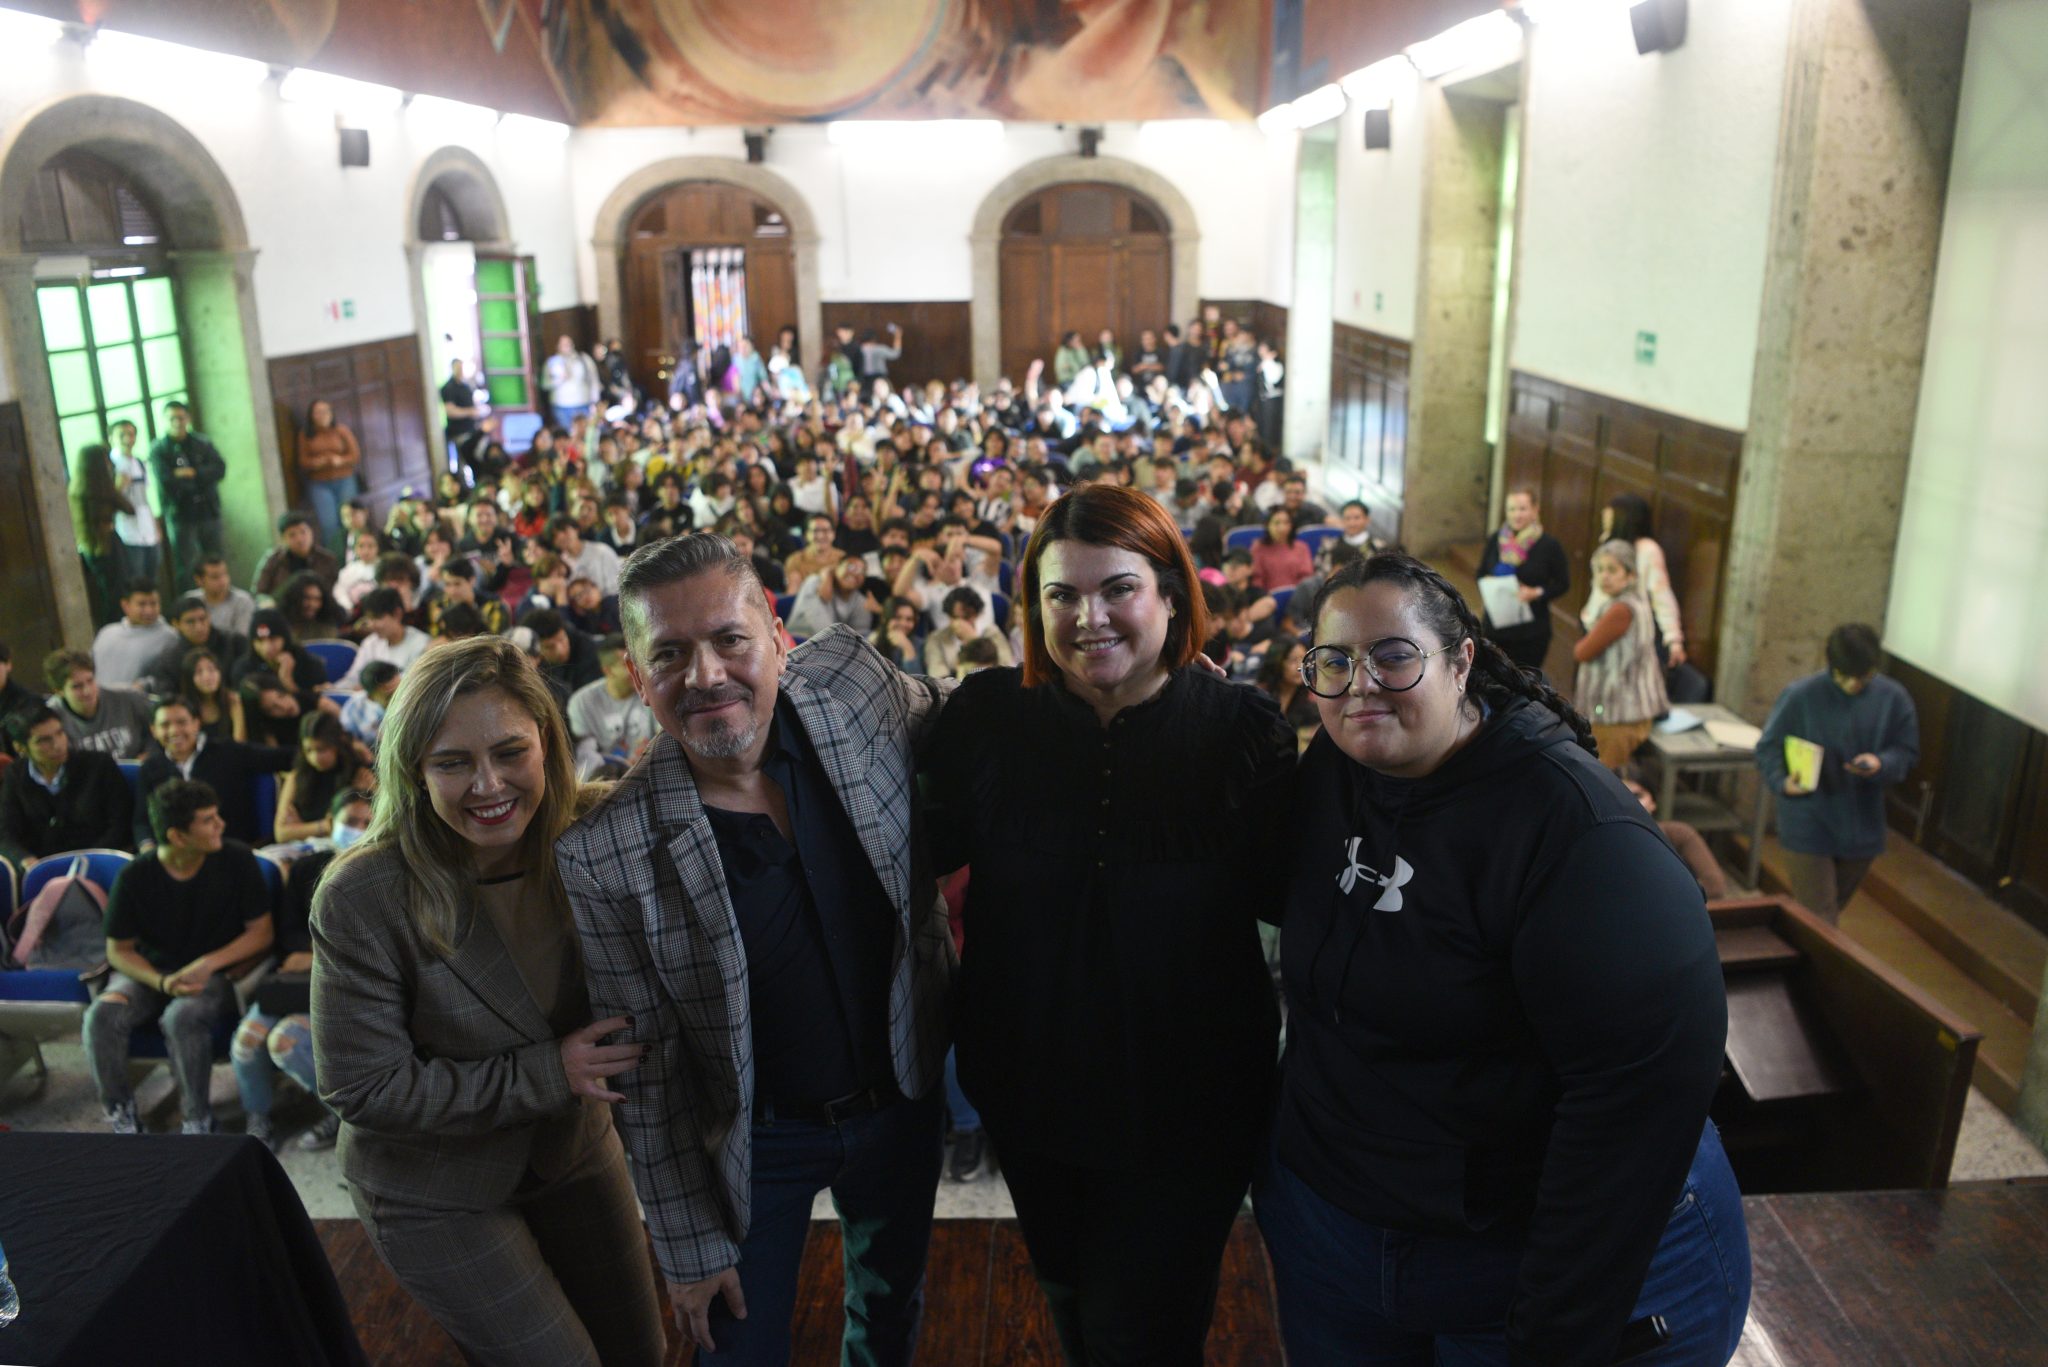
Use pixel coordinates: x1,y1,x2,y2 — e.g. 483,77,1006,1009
559,1015,644,1103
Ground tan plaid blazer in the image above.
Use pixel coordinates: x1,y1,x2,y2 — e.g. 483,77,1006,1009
310,846,613,1210
555,625,957,1285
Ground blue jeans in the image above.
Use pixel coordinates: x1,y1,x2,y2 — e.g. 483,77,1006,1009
943,1047,980,1134
700,1089,943,1366
1254,1121,1750,1366
230,1004,320,1119
552,402,593,430
305,473,361,550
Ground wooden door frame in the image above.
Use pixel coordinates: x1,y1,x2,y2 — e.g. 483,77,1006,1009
592,158,821,386
970,155,1200,391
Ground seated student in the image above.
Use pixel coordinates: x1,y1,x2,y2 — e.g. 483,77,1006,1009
177,647,246,742
334,529,385,616
871,596,926,673
134,696,292,851
728,527,787,593
277,571,347,644
562,575,622,638
275,712,368,844
596,495,641,555
84,778,274,1134
954,634,1002,679
240,671,313,749
371,551,430,631
432,603,488,645
427,558,508,636
193,555,257,640
0,705,133,868
565,633,657,779
91,581,179,689
43,649,153,758
548,515,622,596
232,610,330,697
511,550,570,623
1617,764,1728,900
253,511,341,599
923,585,1014,677
519,607,602,701
1338,499,1378,551
146,593,246,699
234,787,369,1150
339,661,401,753
337,589,428,690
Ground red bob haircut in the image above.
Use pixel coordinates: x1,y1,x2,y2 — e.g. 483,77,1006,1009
1017,483,1211,688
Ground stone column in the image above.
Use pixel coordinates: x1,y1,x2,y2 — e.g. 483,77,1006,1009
1716,0,1969,718
1283,131,1335,468
171,247,285,582
1401,88,1506,555
0,251,96,652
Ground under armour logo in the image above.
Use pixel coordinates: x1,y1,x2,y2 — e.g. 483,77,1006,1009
1336,838,1414,911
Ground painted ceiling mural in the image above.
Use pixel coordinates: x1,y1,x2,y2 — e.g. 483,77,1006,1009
18,0,1274,124
542,0,1266,125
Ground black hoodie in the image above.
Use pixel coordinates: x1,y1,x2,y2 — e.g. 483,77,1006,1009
1275,698,1726,1366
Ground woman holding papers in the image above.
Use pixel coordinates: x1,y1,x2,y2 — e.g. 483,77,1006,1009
1475,488,1570,673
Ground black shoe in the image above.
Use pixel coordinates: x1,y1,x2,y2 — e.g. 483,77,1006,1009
948,1129,987,1182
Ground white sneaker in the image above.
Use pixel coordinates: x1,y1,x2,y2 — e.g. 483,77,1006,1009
105,1101,139,1135
180,1115,216,1135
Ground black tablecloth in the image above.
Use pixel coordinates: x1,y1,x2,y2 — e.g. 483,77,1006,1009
0,1132,366,1366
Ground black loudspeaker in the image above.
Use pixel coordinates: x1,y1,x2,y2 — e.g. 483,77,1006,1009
1363,107,1391,150
1630,0,1687,54
744,131,767,164
338,127,369,168
1079,126,1103,158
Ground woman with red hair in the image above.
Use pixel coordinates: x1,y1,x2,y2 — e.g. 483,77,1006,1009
924,483,1295,1364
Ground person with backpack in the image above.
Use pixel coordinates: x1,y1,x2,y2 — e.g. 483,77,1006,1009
83,779,275,1134
0,706,133,869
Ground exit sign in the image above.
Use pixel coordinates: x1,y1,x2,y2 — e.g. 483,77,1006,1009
1635,330,1657,365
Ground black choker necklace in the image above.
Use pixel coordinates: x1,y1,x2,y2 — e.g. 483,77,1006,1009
475,870,528,886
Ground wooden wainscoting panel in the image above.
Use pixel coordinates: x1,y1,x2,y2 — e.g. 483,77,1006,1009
821,301,973,388
538,304,598,354
270,336,437,524
1329,322,1411,548
1199,298,1290,350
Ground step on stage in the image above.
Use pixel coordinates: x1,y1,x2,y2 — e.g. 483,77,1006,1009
321,1184,2048,1365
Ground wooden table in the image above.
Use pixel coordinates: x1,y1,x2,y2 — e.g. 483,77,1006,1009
1646,701,1771,889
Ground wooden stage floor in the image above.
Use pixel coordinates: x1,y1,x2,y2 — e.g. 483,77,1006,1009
320,1183,2048,1365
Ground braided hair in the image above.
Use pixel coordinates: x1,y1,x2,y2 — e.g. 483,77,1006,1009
1307,551,1598,756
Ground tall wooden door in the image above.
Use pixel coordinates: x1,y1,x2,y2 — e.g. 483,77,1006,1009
998,183,1172,385
623,182,799,397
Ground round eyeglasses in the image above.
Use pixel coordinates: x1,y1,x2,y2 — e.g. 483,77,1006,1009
1299,638,1458,697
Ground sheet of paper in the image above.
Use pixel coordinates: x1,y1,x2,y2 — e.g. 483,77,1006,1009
1783,735,1824,790
1657,707,1704,734
1477,573,1533,628
1705,718,1764,751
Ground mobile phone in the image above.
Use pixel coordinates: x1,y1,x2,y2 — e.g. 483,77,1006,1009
1611,1315,1671,1364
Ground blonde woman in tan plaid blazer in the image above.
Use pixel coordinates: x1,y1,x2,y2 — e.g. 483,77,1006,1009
311,636,664,1366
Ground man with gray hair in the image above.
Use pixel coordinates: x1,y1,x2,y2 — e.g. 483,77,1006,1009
555,533,955,1364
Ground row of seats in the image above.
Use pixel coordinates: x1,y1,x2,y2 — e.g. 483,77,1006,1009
1218,524,1344,556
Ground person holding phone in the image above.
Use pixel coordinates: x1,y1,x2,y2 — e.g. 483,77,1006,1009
1756,623,1919,922
311,636,665,1366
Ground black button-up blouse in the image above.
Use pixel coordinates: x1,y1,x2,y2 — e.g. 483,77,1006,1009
924,664,1296,1167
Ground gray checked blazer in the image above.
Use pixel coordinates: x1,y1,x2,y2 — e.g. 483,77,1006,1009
311,846,613,1211
555,624,957,1285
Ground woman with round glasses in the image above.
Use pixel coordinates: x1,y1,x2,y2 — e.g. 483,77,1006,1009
925,483,1295,1363
1261,552,1748,1366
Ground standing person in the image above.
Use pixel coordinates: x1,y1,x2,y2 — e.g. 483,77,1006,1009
544,335,602,432
311,636,667,1367
148,402,227,581
1602,492,1687,667
1259,553,1746,1365
441,358,482,462
85,779,274,1133
194,554,258,639
1255,339,1285,450
108,420,163,593
859,324,903,400
1475,487,1570,674
70,441,132,626
923,485,1294,1364
1572,540,1670,769
1756,623,1919,923
555,535,955,1363
297,399,362,552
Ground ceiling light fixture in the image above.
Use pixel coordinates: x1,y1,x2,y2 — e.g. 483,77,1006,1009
1406,10,1526,80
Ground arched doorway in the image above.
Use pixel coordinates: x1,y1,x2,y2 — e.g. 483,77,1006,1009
997,183,1171,386
0,95,282,656
970,154,1200,390
620,182,797,398
591,158,822,398
403,149,523,477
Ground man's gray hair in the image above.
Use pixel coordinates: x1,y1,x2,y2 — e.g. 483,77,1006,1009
617,532,764,649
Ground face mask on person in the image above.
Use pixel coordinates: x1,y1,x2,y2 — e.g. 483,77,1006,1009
332,821,369,851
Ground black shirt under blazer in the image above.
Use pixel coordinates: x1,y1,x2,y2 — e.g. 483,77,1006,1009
924,666,1295,1168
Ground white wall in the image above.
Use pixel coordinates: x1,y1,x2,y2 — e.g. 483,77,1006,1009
565,120,1278,306
1510,0,1793,428
1885,0,2048,736
1332,62,1425,338
0,39,580,391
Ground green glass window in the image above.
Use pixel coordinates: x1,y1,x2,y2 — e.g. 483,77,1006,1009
36,275,191,469
474,253,538,411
